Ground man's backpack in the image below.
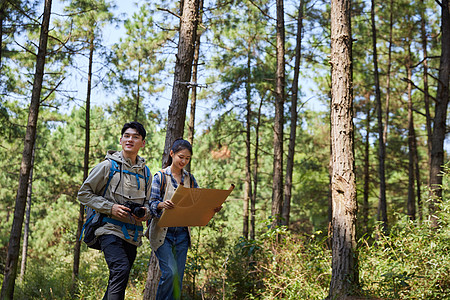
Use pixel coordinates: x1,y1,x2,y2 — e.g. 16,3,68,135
80,159,150,250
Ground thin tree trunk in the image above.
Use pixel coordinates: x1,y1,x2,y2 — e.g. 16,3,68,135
383,0,393,144
413,131,422,222
406,51,416,221
251,96,264,240
135,62,141,121
73,34,94,286
162,0,199,167
371,0,387,232
0,1,52,298
429,0,450,227
0,4,4,74
420,0,432,185
20,146,36,281
282,0,304,227
187,0,203,150
271,0,285,227
243,51,252,239
363,93,371,235
329,0,359,297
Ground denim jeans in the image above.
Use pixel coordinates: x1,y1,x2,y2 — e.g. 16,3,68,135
155,227,190,300
99,234,137,300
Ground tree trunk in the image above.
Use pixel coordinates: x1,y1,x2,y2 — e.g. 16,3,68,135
383,0,393,144
20,146,36,281
243,51,252,239
363,93,371,236
72,33,94,286
420,0,432,181
329,0,359,297
135,61,141,122
145,0,199,297
162,0,199,167
429,0,450,227
406,52,416,220
251,96,264,240
371,0,387,232
0,4,4,74
271,0,285,227
413,131,422,222
0,0,52,298
282,0,304,227
187,0,203,151
143,252,161,300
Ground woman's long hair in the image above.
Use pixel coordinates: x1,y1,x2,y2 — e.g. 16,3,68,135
164,138,193,168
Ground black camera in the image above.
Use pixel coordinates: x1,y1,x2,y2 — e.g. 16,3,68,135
124,201,146,218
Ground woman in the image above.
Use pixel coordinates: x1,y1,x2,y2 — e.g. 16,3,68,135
148,138,220,300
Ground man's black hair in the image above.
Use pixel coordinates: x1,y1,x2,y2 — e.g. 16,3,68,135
121,121,146,140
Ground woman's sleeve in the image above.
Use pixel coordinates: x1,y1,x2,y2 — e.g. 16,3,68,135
149,172,164,218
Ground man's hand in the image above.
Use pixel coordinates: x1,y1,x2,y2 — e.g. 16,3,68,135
111,204,131,219
133,208,150,222
112,204,150,222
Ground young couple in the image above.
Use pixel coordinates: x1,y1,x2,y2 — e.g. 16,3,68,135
78,121,217,300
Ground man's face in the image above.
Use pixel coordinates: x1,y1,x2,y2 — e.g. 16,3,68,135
120,128,145,155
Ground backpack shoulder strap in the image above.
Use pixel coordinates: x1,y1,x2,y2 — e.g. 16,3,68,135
144,165,150,195
102,159,120,197
188,172,195,188
158,170,166,198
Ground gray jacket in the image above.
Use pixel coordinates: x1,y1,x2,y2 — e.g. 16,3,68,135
78,150,151,246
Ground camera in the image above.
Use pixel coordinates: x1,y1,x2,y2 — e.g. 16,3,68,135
123,201,146,218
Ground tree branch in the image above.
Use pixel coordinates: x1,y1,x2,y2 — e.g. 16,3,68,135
401,77,436,102
248,0,275,20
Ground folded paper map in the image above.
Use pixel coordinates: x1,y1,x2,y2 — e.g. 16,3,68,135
158,184,234,227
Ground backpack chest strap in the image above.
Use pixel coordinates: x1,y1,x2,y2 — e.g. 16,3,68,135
103,217,143,242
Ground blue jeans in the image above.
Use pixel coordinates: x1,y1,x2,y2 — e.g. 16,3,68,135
99,234,137,300
155,227,190,300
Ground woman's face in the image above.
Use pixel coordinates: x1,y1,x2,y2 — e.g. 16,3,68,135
170,148,192,170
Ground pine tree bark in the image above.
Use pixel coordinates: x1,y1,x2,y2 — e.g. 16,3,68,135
143,252,161,300
0,0,52,298
271,0,285,227
429,0,450,227
187,0,203,152
329,0,359,297
162,0,199,167
282,0,304,227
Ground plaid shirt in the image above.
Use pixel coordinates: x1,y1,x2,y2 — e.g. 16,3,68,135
149,167,198,218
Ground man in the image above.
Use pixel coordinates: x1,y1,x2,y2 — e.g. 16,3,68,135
78,121,151,300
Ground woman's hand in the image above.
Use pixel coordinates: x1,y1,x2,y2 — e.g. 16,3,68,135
157,200,175,210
